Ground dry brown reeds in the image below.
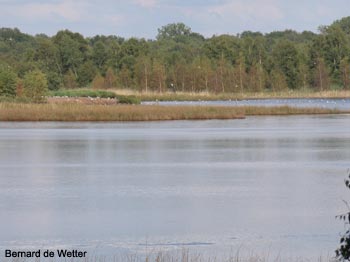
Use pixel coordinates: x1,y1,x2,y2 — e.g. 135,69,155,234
0,103,348,122
109,89,350,102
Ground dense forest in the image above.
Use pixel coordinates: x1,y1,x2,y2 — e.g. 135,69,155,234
2,16,350,94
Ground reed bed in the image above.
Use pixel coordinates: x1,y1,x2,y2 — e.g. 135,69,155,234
109,89,350,102
0,103,245,121
243,106,343,115
0,103,348,122
49,89,141,104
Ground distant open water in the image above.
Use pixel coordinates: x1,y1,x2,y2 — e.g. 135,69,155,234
142,98,350,110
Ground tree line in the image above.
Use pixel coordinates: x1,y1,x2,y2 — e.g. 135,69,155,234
1,17,350,95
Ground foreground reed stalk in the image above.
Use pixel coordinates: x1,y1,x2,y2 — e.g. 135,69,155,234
0,103,347,121
2,251,337,262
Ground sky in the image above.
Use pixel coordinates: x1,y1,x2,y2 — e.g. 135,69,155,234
0,0,349,39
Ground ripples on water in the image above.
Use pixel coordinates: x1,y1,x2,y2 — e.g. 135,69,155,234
0,115,350,260
142,98,350,110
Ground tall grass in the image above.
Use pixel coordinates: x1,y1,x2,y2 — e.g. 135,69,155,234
0,104,245,121
0,103,347,121
50,89,140,104
107,89,350,102
49,88,350,104
243,105,343,115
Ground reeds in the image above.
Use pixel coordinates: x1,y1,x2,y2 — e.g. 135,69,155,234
0,103,244,121
243,105,343,115
108,89,350,102
50,89,141,104
0,103,347,122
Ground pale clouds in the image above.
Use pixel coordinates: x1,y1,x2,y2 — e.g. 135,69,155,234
169,0,285,36
4,0,90,22
208,0,284,21
105,14,125,27
0,0,349,38
133,0,158,8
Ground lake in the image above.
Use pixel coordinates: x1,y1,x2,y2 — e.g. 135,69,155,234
0,115,349,260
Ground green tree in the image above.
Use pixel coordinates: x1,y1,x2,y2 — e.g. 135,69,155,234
63,70,78,89
272,40,300,89
234,52,247,94
135,56,151,92
77,61,97,87
47,71,61,90
204,35,239,64
298,62,310,90
152,60,166,93
157,23,192,41
170,58,187,92
242,35,267,70
0,66,17,97
331,16,350,34
2,17,350,94
322,25,349,82
92,73,105,89
104,67,117,89
199,56,213,92
312,57,330,91
270,69,288,91
34,38,61,78
23,70,48,102
92,40,109,70
53,30,88,77
340,57,350,89
248,63,266,92
215,55,228,93
118,66,133,89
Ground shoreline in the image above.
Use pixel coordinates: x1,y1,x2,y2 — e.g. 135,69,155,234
0,103,348,122
107,89,350,102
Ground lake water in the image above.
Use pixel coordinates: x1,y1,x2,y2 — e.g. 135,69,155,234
0,115,350,260
143,98,350,110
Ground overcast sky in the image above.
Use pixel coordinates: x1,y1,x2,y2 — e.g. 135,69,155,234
1,0,349,38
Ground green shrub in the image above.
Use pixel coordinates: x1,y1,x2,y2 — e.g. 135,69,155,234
23,70,48,102
47,71,62,91
116,95,140,104
0,96,16,103
51,89,117,98
0,67,17,97
0,96,33,103
50,89,141,104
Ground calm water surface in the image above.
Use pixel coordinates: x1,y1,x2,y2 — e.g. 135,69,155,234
0,115,350,260
143,98,350,110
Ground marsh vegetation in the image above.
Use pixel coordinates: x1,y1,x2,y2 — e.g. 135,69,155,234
0,103,347,121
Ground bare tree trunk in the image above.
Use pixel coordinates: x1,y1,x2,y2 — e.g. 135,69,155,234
182,74,185,92
318,63,323,91
239,62,243,94
220,66,224,93
144,66,148,93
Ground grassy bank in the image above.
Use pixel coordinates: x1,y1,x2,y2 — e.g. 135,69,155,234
108,89,350,101
48,88,350,103
50,89,141,104
0,103,245,121
0,103,347,121
243,105,344,115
